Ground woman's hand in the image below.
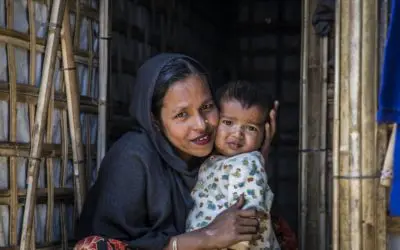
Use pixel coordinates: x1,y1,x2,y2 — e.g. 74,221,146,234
260,101,279,160
201,195,265,249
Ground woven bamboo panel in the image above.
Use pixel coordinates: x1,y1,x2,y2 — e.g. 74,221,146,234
0,0,99,248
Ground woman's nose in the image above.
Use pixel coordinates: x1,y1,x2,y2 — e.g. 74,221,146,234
193,115,206,131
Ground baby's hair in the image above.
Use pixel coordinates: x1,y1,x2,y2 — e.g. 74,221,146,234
216,80,271,116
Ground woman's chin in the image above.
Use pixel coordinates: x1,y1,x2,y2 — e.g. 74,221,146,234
190,144,214,158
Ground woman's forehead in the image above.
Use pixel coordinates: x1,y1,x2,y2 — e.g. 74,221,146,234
163,75,212,109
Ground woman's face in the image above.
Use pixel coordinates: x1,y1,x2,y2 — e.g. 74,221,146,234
159,75,219,161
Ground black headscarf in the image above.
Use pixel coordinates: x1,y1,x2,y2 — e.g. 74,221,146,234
76,53,211,249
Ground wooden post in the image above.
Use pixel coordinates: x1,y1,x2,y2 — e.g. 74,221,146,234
19,0,67,249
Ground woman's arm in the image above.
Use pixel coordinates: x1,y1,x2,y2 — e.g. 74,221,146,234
163,196,262,250
78,144,262,250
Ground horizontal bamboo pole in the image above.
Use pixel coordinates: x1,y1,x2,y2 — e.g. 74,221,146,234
0,83,98,113
0,142,96,158
0,29,98,66
0,188,74,205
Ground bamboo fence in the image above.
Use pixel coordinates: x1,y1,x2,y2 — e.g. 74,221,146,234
0,0,101,248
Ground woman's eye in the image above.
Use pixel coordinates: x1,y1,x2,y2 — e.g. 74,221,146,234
201,103,214,111
175,112,188,119
222,120,232,126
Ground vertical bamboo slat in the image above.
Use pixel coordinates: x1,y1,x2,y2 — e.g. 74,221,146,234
376,0,389,248
360,0,379,249
60,3,86,214
45,74,55,243
5,0,18,246
299,0,310,248
319,36,328,250
332,0,342,249
60,74,69,247
97,0,110,172
28,0,36,132
20,1,67,249
348,1,362,249
338,0,351,248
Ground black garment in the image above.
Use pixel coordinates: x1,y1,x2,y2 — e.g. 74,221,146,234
312,0,335,37
75,54,211,250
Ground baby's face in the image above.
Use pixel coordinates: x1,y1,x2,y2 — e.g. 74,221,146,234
215,100,266,157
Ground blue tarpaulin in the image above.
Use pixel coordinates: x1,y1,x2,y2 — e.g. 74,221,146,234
377,0,400,216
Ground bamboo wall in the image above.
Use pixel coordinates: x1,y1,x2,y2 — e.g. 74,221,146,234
0,0,99,248
108,0,227,144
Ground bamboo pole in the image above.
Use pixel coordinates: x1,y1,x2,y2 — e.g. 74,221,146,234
60,3,86,214
97,0,110,172
19,1,67,249
332,0,342,249
376,1,389,248
5,0,18,245
348,1,363,249
319,36,328,250
299,0,310,248
338,0,351,248
360,0,379,249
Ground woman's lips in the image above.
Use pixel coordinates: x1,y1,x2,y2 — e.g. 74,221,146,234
191,133,212,145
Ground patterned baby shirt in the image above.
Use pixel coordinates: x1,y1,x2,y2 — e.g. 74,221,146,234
186,151,281,250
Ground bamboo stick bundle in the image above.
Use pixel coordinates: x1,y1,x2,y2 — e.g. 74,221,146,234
360,0,379,249
97,0,110,172
19,1,67,249
60,3,87,214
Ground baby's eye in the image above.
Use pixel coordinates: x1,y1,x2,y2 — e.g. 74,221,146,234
246,126,257,132
222,120,232,126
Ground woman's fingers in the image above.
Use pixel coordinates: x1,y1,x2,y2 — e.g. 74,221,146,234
236,225,258,234
237,217,259,227
236,233,262,242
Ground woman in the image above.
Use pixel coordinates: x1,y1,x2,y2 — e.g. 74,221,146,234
74,53,278,250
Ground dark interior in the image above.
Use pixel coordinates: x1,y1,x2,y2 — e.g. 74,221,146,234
109,0,301,233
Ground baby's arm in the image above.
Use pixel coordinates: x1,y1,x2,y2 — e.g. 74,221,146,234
226,153,273,250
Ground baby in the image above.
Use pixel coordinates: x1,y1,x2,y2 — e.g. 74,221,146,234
186,80,280,250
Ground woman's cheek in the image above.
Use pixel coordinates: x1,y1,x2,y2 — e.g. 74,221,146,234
207,109,220,128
